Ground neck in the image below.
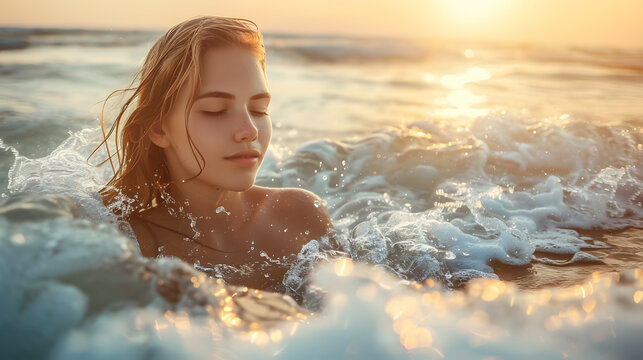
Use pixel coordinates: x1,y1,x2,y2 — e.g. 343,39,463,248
162,179,246,232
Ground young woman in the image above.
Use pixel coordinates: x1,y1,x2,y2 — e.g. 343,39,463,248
89,16,334,291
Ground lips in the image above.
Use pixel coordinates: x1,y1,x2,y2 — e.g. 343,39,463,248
224,149,261,159
225,149,261,168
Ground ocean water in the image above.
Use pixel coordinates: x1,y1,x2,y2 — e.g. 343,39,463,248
0,28,642,359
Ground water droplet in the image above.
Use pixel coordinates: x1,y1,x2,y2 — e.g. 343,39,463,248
444,251,456,260
284,228,288,233
189,216,201,238
250,247,255,250
342,160,346,167
322,175,328,181
304,230,310,235
215,206,231,215
313,200,320,208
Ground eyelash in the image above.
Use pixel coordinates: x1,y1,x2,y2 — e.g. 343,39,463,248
202,110,269,117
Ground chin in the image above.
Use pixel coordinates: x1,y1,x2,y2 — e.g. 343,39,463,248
197,168,258,191
218,177,257,192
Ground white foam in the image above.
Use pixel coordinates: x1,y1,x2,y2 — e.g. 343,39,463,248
2,115,642,358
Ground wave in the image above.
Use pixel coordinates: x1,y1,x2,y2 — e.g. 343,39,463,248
0,194,640,359
268,41,429,63
4,115,641,291
520,45,643,74
0,27,430,63
1,115,642,358
0,27,157,51
4,26,642,75
257,116,641,300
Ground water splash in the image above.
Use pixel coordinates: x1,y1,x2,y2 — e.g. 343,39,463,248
216,206,231,216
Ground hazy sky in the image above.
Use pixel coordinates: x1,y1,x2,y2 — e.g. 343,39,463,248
2,0,642,48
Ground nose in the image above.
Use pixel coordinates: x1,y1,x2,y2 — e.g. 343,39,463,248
234,109,259,143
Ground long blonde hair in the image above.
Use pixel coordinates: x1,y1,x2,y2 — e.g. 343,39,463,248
88,16,266,218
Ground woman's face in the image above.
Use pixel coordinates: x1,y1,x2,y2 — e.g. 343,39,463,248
152,46,272,192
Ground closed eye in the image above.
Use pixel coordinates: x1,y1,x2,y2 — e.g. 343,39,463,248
202,110,226,117
201,110,269,117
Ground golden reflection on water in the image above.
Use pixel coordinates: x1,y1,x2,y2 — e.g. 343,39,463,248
174,312,190,330
400,323,433,350
434,102,489,119
408,128,433,139
467,279,508,302
334,257,354,277
525,303,534,316
248,330,269,346
439,67,491,89
445,90,485,109
424,66,492,119
149,266,640,353
390,271,639,352
634,290,643,304
537,289,552,306
582,298,597,313
269,328,283,342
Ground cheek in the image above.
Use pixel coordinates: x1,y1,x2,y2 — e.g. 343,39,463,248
259,119,272,144
188,118,224,143
188,118,207,139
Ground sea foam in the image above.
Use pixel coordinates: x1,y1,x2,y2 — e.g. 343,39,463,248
1,114,641,359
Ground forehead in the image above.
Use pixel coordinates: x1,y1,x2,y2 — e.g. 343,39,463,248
198,46,268,95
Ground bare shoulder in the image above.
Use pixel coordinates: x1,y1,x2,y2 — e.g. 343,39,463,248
263,187,329,220
252,186,335,251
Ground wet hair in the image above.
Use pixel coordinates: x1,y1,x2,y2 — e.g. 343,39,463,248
88,16,266,217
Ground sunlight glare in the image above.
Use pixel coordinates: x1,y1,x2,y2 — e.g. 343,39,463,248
441,0,508,22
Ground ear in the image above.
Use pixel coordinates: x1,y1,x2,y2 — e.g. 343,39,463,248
148,120,171,148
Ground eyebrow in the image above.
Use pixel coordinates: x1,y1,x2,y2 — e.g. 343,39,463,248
195,91,271,101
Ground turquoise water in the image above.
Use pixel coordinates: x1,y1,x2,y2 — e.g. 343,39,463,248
0,28,641,359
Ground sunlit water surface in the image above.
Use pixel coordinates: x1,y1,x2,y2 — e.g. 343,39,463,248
0,28,641,359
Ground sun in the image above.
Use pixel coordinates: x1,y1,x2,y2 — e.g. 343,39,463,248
440,0,509,23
